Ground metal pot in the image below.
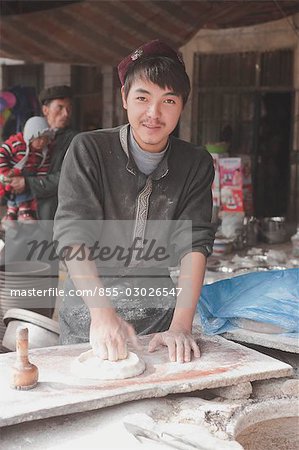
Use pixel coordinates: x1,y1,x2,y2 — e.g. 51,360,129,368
243,216,259,247
260,217,288,244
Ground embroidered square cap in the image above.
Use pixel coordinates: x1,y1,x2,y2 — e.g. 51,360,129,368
117,39,185,85
39,85,73,104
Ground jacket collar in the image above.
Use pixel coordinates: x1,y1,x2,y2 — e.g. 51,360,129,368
119,124,169,180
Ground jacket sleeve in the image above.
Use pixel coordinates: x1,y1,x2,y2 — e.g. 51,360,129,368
25,172,61,198
0,142,14,175
172,148,215,260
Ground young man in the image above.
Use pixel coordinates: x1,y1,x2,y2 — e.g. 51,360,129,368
54,40,215,363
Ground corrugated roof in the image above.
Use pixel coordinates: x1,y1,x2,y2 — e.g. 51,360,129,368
1,1,299,65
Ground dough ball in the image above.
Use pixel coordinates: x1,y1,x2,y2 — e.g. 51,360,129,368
71,350,145,380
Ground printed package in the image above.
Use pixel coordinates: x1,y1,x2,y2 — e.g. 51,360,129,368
219,156,253,214
210,153,228,207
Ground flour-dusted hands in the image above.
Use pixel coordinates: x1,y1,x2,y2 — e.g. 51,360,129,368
90,310,139,361
148,327,201,363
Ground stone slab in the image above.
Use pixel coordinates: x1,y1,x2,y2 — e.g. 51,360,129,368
223,328,299,354
252,378,299,398
209,382,252,399
2,395,297,450
0,397,242,450
0,334,293,427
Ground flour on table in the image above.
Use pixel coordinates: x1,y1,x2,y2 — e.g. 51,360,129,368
71,350,145,380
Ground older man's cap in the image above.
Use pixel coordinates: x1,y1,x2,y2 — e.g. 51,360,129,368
39,85,73,105
117,39,185,85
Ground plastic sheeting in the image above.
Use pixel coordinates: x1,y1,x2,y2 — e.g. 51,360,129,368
198,268,299,335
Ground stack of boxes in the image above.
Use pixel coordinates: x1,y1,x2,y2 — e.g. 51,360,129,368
219,156,253,214
211,153,253,215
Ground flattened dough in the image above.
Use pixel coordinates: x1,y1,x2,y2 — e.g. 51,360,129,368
71,350,145,380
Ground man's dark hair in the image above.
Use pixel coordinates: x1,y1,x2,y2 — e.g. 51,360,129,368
123,56,191,106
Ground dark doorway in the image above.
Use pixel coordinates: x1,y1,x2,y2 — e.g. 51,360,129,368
193,49,294,218
255,92,292,217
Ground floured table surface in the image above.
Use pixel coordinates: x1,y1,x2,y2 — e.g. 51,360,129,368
0,334,292,427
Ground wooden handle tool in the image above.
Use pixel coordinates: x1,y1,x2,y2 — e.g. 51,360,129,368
10,326,39,390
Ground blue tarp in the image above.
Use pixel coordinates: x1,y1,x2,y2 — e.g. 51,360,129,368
197,268,299,335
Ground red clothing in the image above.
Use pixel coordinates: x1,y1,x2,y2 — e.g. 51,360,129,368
0,132,51,177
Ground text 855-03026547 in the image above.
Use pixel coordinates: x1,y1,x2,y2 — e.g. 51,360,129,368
96,287,182,298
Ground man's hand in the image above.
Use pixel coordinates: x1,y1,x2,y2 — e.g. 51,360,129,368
9,176,26,194
90,309,139,361
148,327,200,363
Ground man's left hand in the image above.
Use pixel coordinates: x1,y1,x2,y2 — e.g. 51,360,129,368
10,176,25,194
148,328,201,363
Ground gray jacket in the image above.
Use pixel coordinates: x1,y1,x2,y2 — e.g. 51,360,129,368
54,124,215,342
54,124,215,268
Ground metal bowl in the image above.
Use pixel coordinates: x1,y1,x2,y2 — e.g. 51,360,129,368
2,308,59,351
260,217,288,244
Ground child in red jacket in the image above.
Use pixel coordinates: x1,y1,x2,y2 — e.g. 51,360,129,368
0,116,53,227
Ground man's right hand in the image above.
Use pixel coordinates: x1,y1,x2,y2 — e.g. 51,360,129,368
89,309,139,361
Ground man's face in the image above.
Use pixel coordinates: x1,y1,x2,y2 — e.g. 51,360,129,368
42,98,72,129
121,77,183,153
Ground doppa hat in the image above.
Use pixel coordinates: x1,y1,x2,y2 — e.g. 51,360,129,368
39,85,73,105
117,39,185,85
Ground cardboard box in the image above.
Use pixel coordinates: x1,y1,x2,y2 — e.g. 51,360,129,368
210,153,228,207
220,186,244,212
219,156,253,213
